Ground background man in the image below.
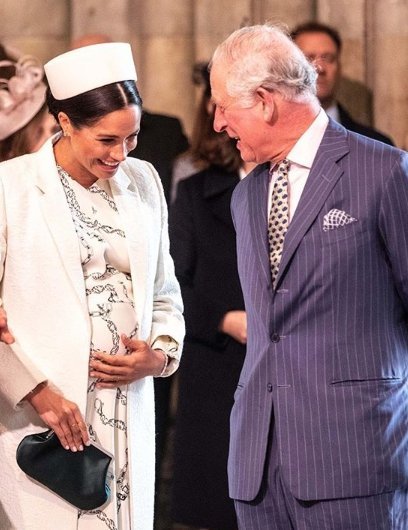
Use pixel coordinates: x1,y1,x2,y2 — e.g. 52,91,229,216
210,23,408,529
291,21,394,145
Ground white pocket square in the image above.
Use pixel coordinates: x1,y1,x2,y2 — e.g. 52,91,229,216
323,209,357,232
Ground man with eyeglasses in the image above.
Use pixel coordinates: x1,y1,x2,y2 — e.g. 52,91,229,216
291,21,394,145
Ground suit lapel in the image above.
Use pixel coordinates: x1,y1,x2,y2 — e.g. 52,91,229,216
34,139,88,310
248,163,273,287
275,121,349,287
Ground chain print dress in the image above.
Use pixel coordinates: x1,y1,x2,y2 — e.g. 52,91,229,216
58,166,136,530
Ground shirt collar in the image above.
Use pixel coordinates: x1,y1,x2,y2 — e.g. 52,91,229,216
286,108,329,169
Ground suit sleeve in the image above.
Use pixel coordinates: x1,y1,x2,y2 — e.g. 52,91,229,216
378,151,408,311
0,177,47,409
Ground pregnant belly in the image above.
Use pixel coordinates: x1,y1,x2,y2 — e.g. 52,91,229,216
88,300,138,355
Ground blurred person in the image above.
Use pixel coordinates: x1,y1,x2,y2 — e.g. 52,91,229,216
291,21,394,145
210,23,408,529
71,33,189,202
0,42,184,529
169,62,255,530
0,48,59,162
170,61,221,203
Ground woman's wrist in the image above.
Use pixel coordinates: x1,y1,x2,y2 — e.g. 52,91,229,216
153,349,169,377
24,381,47,403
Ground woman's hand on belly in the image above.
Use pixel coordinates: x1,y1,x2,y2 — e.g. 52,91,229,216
25,383,90,452
89,334,165,388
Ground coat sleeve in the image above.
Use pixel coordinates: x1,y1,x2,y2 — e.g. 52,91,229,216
0,176,47,409
145,162,185,376
378,150,408,312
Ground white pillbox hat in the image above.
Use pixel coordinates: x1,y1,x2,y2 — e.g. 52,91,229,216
44,42,137,100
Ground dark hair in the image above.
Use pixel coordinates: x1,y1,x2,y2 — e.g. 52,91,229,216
290,21,342,53
189,63,241,172
46,80,142,128
192,61,211,98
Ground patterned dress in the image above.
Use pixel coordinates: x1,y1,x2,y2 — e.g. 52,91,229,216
58,166,136,530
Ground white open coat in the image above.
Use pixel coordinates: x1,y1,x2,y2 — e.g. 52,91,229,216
0,136,184,530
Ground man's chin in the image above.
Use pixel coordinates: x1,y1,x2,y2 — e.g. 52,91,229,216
237,144,253,162
240,152,256,164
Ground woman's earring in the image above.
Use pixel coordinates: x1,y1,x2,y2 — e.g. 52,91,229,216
63,130,70,138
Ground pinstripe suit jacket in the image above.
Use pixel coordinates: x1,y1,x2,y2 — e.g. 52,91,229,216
229,119,408,502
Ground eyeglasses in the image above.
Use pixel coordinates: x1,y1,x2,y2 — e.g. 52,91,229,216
305,53,338,65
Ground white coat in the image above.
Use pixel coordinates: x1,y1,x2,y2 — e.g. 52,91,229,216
0,136,184,530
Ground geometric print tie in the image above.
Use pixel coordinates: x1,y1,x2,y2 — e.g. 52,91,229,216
268,159,290,286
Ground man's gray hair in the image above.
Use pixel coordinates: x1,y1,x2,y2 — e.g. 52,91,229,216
211,24,318,106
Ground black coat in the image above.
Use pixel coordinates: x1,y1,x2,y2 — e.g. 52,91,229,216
128,110,189,202
169,166,245,529
338,104,394,145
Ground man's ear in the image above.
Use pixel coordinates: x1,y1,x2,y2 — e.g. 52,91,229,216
256,87,275,122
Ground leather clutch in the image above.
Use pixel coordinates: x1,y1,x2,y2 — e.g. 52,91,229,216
16,429,112,510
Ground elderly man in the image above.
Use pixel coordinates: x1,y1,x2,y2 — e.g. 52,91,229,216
210,23,408,529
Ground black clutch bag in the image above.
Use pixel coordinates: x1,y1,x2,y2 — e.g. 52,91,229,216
16,429,112,510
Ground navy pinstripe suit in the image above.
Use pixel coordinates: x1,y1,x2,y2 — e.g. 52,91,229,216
229,119,408,504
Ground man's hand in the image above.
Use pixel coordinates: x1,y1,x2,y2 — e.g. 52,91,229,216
89,334,165,389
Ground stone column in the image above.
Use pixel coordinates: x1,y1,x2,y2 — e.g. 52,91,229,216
258,0,314,28
70,0,131,41
1,0,69,61
368,0,408,147
317,0,373,125
194,0,253,62
128,0,194,135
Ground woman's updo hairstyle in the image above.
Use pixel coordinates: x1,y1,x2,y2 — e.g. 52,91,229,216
46,80,142,129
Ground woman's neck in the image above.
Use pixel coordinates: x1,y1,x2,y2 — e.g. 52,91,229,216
53,136,97,188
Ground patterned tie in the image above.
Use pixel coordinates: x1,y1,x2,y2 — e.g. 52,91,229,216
268,159,290,285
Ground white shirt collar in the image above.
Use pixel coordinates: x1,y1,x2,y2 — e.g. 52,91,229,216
286,108,329,169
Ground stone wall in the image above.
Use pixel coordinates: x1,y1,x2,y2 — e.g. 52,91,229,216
1,0,406,147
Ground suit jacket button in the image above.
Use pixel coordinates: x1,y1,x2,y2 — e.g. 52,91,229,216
270,332,280,342
267,383,273,392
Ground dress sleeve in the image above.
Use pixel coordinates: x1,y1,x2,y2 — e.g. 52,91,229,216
151,334,179,377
